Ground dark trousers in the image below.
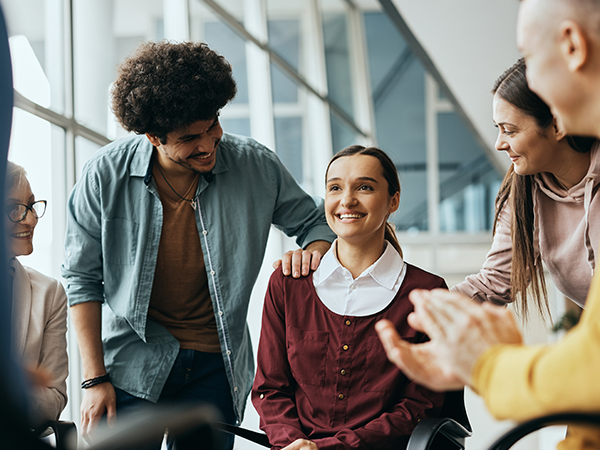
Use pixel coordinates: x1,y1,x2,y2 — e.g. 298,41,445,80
114,349,236,450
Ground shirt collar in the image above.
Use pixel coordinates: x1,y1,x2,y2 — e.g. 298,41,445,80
314,239,405,290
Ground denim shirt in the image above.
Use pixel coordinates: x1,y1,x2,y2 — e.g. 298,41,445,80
61,133,335,421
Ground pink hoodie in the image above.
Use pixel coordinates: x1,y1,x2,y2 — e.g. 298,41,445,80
452,141,600,308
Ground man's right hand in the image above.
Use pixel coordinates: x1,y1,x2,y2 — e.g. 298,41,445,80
80,382,117,444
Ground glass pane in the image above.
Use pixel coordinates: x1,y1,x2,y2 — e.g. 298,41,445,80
73,0,164,138
7,109,65,278
2,0,65,114
220,118,251,137
438,112,502,232
330,113,358,154
364,11,427,231
202,21,249,105
322,12,353,118
268,19,300,103
190,2,250,135
274,117,303,184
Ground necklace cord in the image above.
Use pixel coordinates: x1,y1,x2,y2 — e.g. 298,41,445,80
156,163,198,203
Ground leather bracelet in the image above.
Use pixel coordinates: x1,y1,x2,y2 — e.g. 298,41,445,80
81,373,110,389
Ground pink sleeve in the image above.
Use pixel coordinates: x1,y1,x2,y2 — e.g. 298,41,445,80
451,204,514,305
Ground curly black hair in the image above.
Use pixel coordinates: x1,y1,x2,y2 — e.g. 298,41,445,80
111,40,237,140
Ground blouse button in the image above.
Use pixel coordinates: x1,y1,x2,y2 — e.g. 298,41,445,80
340,369,346,376
203,230,208,235
260,394,265,399
338,394,344,400
345,320,351,326
211,270,216,275
343,344,349,351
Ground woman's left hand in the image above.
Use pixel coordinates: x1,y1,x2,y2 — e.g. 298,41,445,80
274,240,331,277
282,439,319,450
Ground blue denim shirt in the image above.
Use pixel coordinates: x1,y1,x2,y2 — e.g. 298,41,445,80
61,133,335,421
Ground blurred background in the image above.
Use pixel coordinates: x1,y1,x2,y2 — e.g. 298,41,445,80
0,0,571,448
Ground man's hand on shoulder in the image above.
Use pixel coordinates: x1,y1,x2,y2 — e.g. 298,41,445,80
273,240,331,278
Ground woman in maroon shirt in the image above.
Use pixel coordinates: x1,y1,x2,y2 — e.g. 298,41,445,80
252,146,446,450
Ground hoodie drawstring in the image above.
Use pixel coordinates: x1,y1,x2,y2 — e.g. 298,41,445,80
583,177,596,277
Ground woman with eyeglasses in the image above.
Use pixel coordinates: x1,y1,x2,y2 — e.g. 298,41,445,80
6,161,68,428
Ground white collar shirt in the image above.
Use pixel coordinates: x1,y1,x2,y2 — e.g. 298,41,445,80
312,240,407,317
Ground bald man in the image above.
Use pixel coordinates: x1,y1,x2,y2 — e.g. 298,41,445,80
376,1,600,448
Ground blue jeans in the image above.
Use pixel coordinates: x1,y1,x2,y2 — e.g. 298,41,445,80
114,349,236,450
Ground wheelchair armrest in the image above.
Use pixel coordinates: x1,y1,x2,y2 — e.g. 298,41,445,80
32,420,77,450
406,417,472,450
487,413,600,450
214,422,271,448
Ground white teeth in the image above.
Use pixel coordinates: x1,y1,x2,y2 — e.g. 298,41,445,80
339,214,364,219
13,232,31,237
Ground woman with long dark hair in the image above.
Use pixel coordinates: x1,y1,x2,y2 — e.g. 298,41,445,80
252,146,449,450
453,58,598,319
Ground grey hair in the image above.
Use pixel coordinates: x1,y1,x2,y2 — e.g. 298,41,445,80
5,161,28,195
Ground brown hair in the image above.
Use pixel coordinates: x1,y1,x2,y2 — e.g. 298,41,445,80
326,145,402,257
492,59,595,321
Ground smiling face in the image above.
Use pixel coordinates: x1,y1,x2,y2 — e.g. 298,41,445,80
147,117,223,174
493,95,564,176
5,180,37,258
325,154,399,248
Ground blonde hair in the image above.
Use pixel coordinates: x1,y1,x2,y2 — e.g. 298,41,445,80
5,161,27,195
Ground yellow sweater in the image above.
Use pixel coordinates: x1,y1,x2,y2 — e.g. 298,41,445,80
472,269,600,448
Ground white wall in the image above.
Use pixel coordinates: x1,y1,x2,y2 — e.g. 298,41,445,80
391,0,522,172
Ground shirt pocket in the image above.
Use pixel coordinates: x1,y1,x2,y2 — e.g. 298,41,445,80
102,218,139,265
286,326,329,387
362,336,408,393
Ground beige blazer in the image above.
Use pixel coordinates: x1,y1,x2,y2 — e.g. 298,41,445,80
11,258,68,428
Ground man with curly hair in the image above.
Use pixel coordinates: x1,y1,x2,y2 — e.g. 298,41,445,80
62,41,334,450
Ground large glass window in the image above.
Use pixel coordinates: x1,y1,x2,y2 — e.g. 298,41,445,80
322,8,357,152
74,0,164,139
3,0,66,115
438,111,502,232
363,11,429,231
361,10,501,232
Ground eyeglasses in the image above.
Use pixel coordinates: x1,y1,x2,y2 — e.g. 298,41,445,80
5,200,47,223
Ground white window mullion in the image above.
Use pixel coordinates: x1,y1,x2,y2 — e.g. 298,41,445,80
164,0,190,41
347,3,376,147
244,0,275,150
303,0,332,197
425,73,440,276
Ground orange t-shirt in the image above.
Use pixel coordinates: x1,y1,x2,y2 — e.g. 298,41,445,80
148,169,221,353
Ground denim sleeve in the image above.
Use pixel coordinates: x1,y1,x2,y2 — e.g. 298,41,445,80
267,151,335,248
61,166,105,306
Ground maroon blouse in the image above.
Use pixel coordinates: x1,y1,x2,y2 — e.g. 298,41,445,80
252,264,447,450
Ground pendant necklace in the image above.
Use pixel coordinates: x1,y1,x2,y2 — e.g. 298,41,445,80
156,163,199,210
